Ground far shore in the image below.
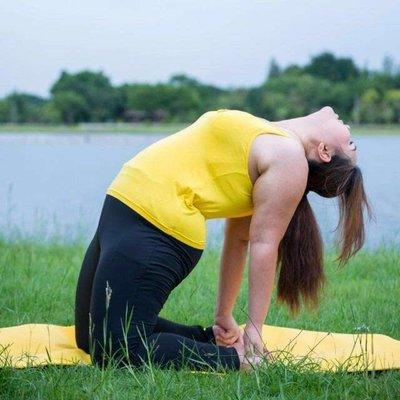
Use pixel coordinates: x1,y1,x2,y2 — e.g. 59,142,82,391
0,122,399,136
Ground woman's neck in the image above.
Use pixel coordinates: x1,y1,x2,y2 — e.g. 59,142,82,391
272,114,323,161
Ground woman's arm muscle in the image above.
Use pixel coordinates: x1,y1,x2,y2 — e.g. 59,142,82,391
247,154,308,329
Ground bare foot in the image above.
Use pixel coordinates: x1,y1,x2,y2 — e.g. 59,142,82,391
213,326,256,371
231,337,249,370
232,339,266,371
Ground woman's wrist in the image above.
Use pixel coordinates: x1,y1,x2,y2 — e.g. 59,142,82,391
245,319,263,331
214,310,233,321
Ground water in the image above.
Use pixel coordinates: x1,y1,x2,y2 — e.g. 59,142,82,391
0,132,399,249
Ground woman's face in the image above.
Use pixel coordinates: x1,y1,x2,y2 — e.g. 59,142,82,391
320,107,357,165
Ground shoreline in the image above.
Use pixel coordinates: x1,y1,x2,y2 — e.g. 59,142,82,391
0,123,399,136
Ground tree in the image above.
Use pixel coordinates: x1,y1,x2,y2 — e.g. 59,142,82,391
383,89,400,122
122,83,202,122
382,55,395,76
50,70,117,123
267,58,281,79
251,74,334,119
0,99,10,123
52,91,89,124
169,74,200,87
169,73,224,113
305,52,360,82
2,92,47,123
358,88,382,123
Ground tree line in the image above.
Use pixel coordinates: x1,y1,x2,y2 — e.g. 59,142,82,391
1,52,399,125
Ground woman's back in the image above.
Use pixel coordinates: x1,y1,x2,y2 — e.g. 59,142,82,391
107,109,292,249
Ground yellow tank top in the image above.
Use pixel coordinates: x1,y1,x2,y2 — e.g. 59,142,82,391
106,109,292,249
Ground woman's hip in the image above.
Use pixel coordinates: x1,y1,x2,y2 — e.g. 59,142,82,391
97,194,203,276
89,195,204,333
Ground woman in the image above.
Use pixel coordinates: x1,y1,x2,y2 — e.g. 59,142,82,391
74,107,372,371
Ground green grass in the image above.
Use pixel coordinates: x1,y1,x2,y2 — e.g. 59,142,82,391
0,122,400,136
0,237,399,399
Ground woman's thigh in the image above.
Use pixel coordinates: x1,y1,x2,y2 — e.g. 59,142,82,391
89,247,155,346
89,195,204,358
75,229,101,352
90,238,202,340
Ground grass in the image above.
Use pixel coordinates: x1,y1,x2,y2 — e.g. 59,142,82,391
0,237,399,399
0,122,400,136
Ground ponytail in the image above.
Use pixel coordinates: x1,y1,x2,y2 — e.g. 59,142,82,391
276,154,373,315
335,166,373,265
277,193,325,314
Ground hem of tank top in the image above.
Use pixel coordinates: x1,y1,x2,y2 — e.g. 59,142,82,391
244,127,294,188
106,188,206,250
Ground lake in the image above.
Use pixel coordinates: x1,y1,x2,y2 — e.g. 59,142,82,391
0,132,399,250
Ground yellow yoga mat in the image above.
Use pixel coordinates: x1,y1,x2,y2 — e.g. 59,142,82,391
0,323,399,372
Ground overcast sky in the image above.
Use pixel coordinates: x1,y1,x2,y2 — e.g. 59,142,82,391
1,0,399,97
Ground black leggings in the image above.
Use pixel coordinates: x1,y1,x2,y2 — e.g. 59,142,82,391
74,195,240,371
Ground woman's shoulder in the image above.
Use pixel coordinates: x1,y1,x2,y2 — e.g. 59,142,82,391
254,134,308,177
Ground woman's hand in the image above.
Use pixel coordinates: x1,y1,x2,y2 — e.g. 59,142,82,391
243,324,268,358
213,314,242,346
214,319,273,371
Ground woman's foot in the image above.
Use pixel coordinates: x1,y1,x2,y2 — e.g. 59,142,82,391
212,327,247,371
231,335,245,367
213,324,265,371
231,336,266,371
230,334,261,371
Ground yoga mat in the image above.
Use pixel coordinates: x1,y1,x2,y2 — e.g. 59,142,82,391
0,323,399,372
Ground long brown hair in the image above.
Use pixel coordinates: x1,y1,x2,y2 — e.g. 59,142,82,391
277,153,373,314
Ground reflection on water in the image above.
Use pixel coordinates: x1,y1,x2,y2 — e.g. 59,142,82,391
0,132,399,249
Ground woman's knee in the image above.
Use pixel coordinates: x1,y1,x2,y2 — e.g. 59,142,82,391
90,336,144,368
89,323,156,368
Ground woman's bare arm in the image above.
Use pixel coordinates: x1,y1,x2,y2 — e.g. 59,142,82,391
214,216,251,319
246,153,307,338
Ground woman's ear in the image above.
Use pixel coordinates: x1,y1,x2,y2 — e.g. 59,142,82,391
316,142,332,163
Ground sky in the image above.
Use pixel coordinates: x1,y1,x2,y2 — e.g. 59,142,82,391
1,0,399,98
